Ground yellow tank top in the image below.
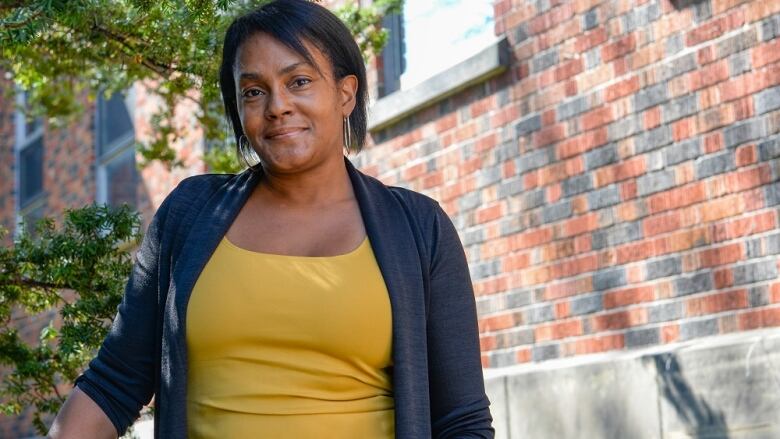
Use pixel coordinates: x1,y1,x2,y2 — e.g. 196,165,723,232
185,235,394,438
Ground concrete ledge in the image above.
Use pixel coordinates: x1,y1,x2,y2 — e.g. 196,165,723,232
484,328,780,438
367,36,510,132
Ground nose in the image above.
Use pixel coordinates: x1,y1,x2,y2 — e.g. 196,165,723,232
264,87,293,120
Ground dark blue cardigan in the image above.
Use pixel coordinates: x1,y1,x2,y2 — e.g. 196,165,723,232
75,157,494,438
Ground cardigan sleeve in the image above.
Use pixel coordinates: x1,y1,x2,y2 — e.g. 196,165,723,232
73,185,178,436
427,203,495,438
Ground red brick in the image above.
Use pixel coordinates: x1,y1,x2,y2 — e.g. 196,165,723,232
594,156,646,187
602,34,636,62
621,180,638,200
612,57,630,76
565,79,578,96
480,334,497,351
509,227,554,251
546,277,593,300
752,38,780,69
690,60,730,91
575,27,608,52
697,46,716,65
590,308,647,331
551,254,599,278
736,146,759,169
502,252,531,271
737,308,780,331
535,319,583,342
421,170,444,189
574,234,592,254
558,127,608,158
605,76,640,102
479,312,516,332
402,163,426,180
697,243,743,268
772,283,780,303
533,124,566,148
555,301,570,319
672,116,698,142
513,348,531,364
604,286,655,309
714,268,734,289
704,132,724,153
555,59,584,81
529,3,575,34
720,71,765,102
687,289,748,316
562,212,599,237
662,324,680,343
647,182,707,214
699,194,743,223
616,240,656,264
711,210,776,242
568,334,625,355
470,96,494,118
475,203,503,224
538,157,584,185
581,106,614,131
435,113,458,133
474,276,509,296
746,0,780,22
491,104,521,129
732,97,755,122
644,106,662,130
686,9,745,46
643,211,682,237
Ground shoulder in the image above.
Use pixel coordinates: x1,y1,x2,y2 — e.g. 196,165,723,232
153,172,245,228
172,172,237,196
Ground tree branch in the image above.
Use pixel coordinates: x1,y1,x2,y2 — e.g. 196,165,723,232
0,7,43,29
90,22,175,78
1,277,61,290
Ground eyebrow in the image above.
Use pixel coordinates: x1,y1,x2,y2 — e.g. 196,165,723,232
238,61,313,81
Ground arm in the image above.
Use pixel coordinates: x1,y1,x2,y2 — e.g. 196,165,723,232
47,387,117,439
49,187,177,437
427,204,494,438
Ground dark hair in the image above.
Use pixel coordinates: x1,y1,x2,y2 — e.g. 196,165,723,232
219,0,368,157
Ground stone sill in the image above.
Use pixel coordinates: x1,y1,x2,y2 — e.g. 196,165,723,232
367,36,510,132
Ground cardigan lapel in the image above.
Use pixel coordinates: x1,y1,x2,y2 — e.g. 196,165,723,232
162,168,261,436
345,157,432,438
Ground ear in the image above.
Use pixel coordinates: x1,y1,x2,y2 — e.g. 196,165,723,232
337,74,358,116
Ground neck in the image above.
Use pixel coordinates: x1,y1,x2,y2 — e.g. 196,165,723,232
255,155,353,207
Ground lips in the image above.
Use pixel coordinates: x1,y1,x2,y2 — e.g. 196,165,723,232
265,127,307,139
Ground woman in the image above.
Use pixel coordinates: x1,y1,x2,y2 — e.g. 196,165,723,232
48,1,493,437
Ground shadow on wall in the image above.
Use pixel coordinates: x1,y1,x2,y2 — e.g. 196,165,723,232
651,354,730,439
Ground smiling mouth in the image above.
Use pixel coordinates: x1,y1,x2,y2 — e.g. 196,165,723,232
266,128,307,139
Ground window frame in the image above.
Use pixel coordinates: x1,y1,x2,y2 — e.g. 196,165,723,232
13,91,46,238
94,87,138,209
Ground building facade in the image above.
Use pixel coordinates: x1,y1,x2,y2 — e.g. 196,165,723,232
2,0,780,437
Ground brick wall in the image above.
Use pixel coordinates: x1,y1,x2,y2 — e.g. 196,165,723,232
357,0,780,368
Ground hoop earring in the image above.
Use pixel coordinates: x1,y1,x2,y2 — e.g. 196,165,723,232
238,134,261,169
343,116,353,153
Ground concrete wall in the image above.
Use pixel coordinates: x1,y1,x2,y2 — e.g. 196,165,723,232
485,328,780,438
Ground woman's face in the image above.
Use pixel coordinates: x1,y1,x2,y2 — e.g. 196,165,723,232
234,32,357,175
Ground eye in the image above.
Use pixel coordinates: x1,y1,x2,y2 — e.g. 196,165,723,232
291,77,311,88
242,88,264,98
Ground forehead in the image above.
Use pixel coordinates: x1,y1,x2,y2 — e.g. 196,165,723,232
234,32,331,77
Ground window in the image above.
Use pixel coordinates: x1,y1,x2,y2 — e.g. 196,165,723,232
95,90,138,209
378,13,405,97
14,91,46,237
384,0,497,92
